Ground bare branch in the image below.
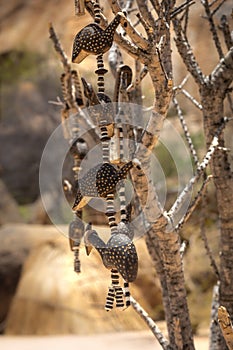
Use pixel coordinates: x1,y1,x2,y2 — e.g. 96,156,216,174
209,283,221,349
136,0,156,28
179,88,203,110
170,0,195,19
109,0,149,50
173,96,199,167
127,65,148,92
173,18,205,86
210,47,233,90
130,296,170,349
201,0,224,59
114,32,147,61
49,23,71,73
149,0,161,16
218,306,233,350
199,188,220,279
167,119,227,229
219,15,233,51
175,175,212,232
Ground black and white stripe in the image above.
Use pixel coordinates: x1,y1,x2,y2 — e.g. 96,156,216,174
93,0,101,24
96,55,108,94
73,246,81,273
100,125,110,163
105,286,115,311
105,193,118,234
124,281,131,308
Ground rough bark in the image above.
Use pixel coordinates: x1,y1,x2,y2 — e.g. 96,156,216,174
201,86,233,350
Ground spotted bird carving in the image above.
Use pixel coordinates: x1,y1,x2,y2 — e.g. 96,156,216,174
84,224,138,310
72,12,126,64
72,160,140,211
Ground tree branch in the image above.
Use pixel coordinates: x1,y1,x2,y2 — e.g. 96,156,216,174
109,0,149,50
167,120,226,229
175,175,212,232
136,0,156,28
172,18,205,86
218,306,233,350
130,296,170,349
210,47,233,91
201,0,224,59
219,14,233,51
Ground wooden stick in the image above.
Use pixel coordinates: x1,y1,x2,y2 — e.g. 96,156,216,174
218,306,233,350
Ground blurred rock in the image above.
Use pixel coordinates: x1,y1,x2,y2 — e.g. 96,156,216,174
0,180,23,225
0,224,58,332
0,80,61,204
2,224,162,335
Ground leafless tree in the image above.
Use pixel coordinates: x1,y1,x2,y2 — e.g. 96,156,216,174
49,0,233,349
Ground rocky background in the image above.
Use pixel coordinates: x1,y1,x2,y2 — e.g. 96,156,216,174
0,0,232,338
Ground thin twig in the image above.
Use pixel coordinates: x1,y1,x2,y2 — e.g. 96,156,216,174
199,185,220,279
130,296,170,349
127,65,148,92
219,14,233,51
109,0,149,50
201,0,224,59
173,96,199,167
173,17,205,86
170,0,195,19
167,118,227,228
180,89,203,110
209,283,220,348
175,175,212,232
173,71,202,109
49,23,70,73
136,0,156,28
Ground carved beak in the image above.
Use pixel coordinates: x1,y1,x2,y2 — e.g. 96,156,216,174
85,244,93,256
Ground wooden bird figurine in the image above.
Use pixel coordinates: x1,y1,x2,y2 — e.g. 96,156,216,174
84,226,138,282
72,12,126,64
72,160,141,211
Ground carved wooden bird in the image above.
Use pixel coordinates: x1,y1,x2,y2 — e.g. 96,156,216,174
72,160,141,211
84,224,138,283
72,12,126,64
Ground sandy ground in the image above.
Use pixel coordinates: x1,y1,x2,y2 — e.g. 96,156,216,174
0,331,209,350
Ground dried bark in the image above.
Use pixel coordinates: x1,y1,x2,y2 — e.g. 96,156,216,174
173,5,233,349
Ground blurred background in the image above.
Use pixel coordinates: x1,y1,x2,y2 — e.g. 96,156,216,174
0,0,232,339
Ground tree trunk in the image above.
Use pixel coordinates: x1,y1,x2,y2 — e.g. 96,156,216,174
146,221,195,350
201,86,233,350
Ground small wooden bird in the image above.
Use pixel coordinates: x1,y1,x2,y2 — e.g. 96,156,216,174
84,224,138,283
72,160,140,211
72,12,126,64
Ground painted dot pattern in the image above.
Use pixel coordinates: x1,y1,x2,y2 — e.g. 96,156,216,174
72,161,134,211
72,13,124,64
84,228,138,283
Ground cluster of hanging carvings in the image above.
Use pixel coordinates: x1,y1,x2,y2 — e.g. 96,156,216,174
67,1,141,311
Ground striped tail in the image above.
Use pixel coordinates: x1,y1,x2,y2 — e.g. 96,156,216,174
115,285,124,309
73,246,81,273
124,281,131,308
105,286,115,311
